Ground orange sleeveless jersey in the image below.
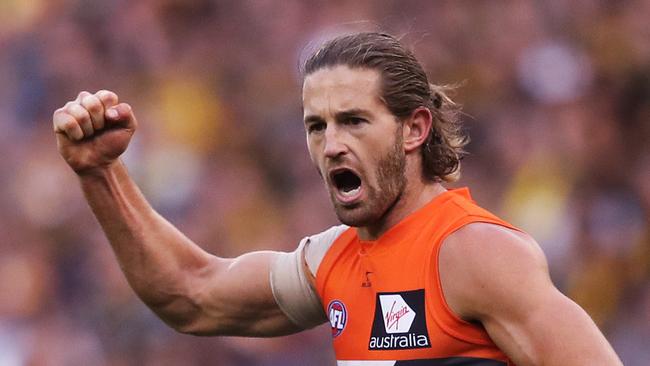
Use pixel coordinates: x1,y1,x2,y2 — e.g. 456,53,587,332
315,188,518,365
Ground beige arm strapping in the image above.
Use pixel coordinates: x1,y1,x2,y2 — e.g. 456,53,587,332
269,225,348,329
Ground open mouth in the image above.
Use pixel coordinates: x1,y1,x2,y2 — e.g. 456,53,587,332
330,169,362,200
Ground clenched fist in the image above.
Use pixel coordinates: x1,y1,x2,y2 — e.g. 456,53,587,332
53,90,137,175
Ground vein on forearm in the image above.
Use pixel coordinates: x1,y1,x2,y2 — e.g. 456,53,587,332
78,161,204,308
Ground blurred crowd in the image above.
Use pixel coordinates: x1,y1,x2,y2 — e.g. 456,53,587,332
0,0,648,365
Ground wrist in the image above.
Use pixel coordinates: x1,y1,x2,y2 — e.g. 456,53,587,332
76,160,123,181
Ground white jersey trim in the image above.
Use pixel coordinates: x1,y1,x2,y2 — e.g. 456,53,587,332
304,224,349,276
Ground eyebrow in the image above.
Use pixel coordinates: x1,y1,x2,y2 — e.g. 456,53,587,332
303,108,371,125
303,114,325,125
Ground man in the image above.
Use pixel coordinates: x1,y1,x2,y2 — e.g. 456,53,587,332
53,33,621,365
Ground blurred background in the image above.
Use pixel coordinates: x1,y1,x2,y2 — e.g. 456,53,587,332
0,0,648,365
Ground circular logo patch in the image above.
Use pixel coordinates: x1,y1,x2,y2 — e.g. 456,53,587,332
327,300,347,338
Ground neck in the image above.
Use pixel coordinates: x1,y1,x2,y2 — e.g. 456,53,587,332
357,180,447,241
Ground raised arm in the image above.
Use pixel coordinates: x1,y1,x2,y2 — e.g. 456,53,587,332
439,222,622,366
53,90,303,337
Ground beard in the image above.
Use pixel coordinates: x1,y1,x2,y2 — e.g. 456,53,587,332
331,130,406,228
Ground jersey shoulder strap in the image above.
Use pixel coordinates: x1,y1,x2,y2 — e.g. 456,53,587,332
304,224,349,276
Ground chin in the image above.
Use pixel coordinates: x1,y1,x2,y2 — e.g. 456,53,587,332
333,203,379,228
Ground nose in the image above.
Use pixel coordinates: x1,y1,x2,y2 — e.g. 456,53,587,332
323,125,347,159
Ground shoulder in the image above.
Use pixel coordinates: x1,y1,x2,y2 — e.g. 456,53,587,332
441,222,546,267
439,222,551,321
305,224,349,245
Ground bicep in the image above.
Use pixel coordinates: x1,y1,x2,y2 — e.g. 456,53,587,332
440,223,621,365
481,282,620,365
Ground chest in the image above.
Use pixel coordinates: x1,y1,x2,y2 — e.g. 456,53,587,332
320,240,442,360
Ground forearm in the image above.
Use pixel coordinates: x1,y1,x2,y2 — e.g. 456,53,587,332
79,160,213,326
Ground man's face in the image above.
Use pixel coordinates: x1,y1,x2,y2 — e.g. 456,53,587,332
302,65,406,227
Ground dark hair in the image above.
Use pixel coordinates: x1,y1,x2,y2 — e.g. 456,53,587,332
303,32,467,182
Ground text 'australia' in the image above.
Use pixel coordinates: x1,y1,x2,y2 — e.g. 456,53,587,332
369,333,430,349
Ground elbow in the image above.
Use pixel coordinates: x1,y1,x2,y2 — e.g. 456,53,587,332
152,292,229,337
173,322,223,337
167,311,231,337
145,294,213,336
138,259,231,336
172,321,213,336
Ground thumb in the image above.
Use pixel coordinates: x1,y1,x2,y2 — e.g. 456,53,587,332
105,103,137,130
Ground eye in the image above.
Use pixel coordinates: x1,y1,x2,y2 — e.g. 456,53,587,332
346,116,366,126
307,122,326,134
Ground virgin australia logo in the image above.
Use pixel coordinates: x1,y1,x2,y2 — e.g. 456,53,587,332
368,290,430,350
380,294,415,333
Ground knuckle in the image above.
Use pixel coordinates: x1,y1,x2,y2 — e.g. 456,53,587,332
62,119,78,130
96,89,118,103
81,95,102,113
75,91,90,102
70,104,90,119
65,101,81,112
52,107,65,118
54,116,70,130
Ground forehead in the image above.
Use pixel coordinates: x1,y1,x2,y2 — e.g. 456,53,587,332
302,65,383,115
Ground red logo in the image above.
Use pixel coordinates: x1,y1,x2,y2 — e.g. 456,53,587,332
385,301,410,331
327,300,347,338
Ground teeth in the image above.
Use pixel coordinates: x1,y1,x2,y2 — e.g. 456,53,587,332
341,186,361,197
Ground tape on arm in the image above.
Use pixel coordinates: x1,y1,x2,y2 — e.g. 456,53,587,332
269,225,348,329
270,238,325,329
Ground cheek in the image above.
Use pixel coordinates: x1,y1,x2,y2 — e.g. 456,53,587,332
306,139,318,163
307,143,326,177
363,142,388,168
366,138,402,183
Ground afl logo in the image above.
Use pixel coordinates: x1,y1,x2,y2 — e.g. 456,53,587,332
327,300,347,338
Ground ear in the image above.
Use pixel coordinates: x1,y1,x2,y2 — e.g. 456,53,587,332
402,107,432,153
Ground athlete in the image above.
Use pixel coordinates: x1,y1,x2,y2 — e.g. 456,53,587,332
53,32,621,365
